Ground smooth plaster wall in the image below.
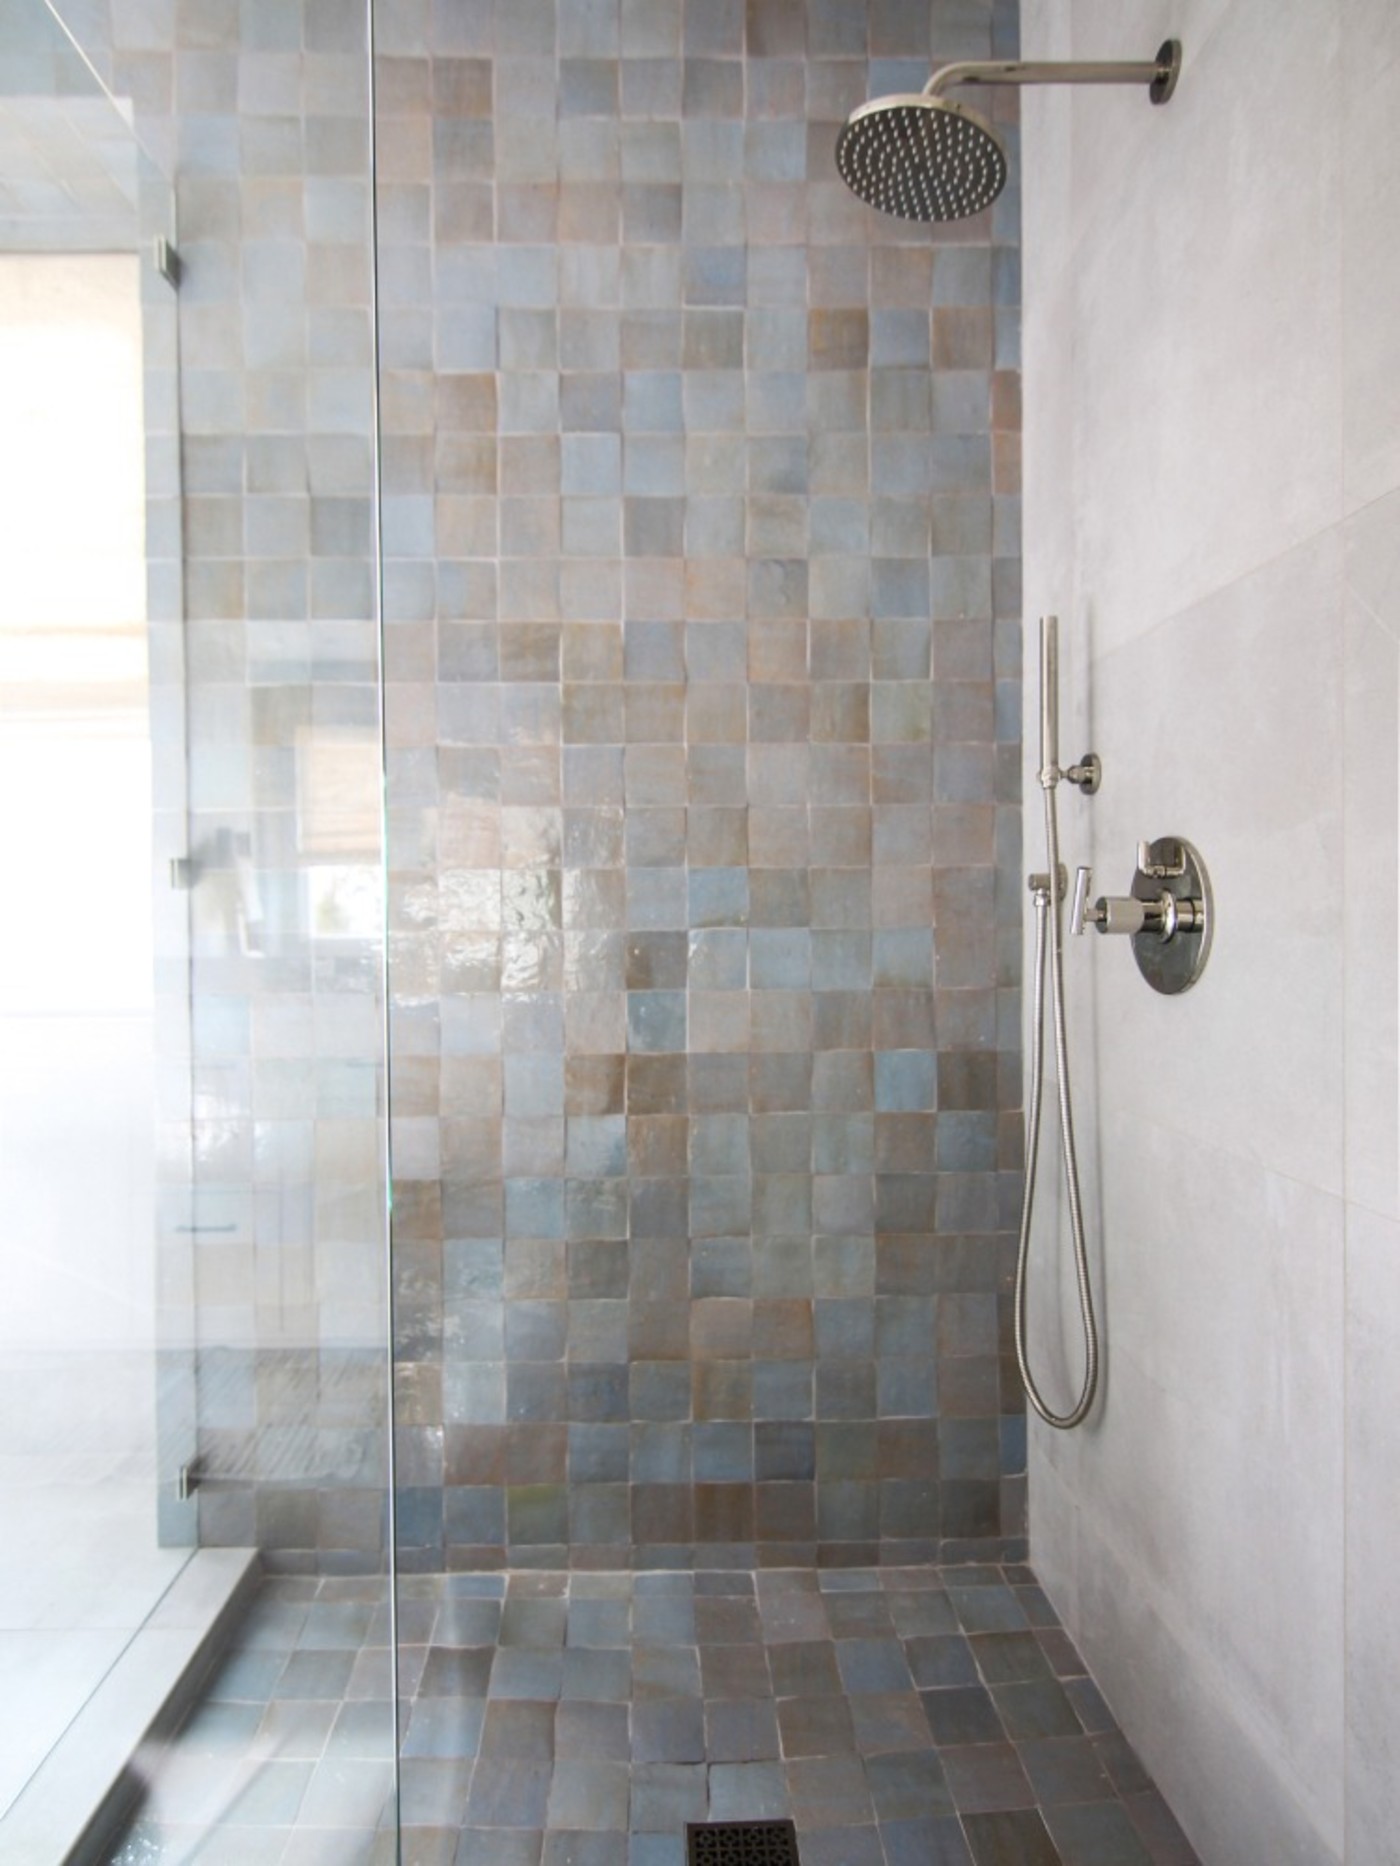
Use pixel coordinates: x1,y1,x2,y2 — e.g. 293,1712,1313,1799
1020,2,1399,1861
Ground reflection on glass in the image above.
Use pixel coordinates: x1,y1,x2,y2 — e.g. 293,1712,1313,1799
0,9,201,1852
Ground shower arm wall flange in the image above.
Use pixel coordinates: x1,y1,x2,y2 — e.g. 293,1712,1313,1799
924,41,1181,108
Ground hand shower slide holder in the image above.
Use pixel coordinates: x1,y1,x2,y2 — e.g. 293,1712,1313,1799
1017,617,1215,1432
1016,617,1100,1430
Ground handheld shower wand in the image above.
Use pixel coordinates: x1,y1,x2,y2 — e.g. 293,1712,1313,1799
1016,617,1100,1430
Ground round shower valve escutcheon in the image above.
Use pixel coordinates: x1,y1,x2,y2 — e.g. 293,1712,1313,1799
1072,836,1213,994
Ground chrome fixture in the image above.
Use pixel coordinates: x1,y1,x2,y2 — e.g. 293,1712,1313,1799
1015,617,1100,1431
153,235,181,288
836,40,1181,223
1074,837,1213,995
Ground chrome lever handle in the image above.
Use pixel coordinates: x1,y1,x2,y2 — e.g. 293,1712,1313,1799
1136,837,1186,879
1073,864,1154,937
1070,865,1093,935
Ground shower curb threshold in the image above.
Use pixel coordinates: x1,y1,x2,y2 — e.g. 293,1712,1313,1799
0,1545,260,1866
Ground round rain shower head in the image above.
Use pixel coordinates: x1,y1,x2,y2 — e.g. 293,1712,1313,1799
836,41,1183,224
835,95,1008,223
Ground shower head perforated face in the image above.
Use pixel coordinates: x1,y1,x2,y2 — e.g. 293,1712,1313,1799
836,95,1008,222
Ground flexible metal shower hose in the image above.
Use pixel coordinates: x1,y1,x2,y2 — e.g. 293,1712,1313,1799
1014,780,1100,1429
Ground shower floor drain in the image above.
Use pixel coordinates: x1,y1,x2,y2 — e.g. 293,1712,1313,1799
686,1821,801,1866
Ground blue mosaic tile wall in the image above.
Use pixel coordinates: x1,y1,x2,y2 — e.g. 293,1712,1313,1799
61,0,1025,1572
375,0,1027,1571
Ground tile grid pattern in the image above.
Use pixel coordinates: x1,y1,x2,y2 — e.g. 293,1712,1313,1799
145,0,392,1567
379,0,1027,1574
58,0,1026,1570
106,1563,1199,1866
0,0,193,1552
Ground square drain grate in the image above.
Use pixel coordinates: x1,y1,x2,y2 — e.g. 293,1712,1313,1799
686,1821,801,1866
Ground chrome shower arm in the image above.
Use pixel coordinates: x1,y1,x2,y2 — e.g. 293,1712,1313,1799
925,42,1180,106
924,60,1160,93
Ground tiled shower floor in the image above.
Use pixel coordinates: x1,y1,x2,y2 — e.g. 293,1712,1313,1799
105,1565,1198,1866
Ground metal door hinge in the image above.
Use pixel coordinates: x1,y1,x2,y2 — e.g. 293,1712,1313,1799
154,237,181,288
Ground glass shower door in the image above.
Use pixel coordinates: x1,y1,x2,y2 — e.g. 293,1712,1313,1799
1,0,401,1857
0,3,199,1854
